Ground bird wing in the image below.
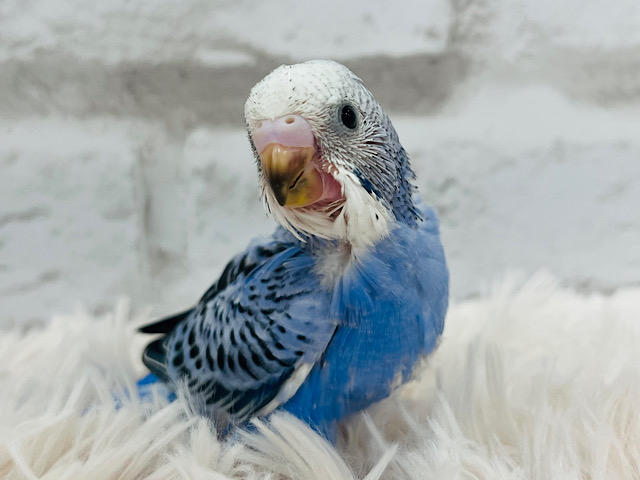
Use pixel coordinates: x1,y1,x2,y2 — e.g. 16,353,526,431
141,234,338,422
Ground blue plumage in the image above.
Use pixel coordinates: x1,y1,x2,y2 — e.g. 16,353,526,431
278,204,447,437
139,60,448,441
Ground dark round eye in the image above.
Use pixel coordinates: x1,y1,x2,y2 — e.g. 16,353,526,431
340,105,357,129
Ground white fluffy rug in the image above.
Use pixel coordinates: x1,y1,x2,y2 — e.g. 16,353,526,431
2,273,640,479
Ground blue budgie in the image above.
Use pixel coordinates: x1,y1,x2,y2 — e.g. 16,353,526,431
139,60,449,441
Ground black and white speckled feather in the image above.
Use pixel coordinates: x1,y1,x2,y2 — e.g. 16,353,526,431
143,234,338,424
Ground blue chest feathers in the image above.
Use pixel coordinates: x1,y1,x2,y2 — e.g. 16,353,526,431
282,211,449,428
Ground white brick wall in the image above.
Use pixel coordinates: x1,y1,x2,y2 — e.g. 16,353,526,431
1,0,639,324
0,120,144,323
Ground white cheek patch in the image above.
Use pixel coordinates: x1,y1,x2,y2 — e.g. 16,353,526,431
336,171,392,251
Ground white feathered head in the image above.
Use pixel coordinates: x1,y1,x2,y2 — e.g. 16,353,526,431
245,60,420,250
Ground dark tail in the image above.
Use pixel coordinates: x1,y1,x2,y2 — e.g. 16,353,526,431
139,308,194,334
141,338,171,382
139,308,194,382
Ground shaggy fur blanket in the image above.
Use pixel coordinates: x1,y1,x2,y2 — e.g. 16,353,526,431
2,274,639,479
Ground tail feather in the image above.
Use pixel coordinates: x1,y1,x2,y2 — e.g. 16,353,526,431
142,338,171,383
139,309,194,334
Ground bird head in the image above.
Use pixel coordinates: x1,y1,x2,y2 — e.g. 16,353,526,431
245,60,421,250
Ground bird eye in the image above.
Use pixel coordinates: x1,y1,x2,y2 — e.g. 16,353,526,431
340,105,357,129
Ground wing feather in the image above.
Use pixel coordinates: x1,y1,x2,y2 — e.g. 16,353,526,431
141,232,338,423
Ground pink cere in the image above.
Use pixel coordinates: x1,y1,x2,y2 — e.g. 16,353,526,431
251,115,315,153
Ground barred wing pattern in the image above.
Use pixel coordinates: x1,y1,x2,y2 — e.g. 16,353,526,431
142,239,338,423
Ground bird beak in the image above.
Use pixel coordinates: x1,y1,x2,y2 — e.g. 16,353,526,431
260,144,323,207
251,114,324,208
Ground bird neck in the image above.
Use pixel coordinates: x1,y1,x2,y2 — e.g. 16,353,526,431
388,147,422,227
305,238,358,290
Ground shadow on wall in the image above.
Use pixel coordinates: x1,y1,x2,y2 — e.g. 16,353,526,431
0,52,469,128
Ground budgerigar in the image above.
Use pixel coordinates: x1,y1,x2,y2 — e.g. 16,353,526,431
139,60,449,441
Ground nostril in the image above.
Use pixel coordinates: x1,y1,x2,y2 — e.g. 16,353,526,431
253,115,314,152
